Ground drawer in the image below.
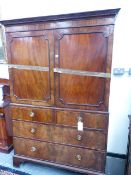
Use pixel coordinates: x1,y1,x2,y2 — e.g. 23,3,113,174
56,110,108,130
13,121,107,150
11,106,54,123
14,137,106,172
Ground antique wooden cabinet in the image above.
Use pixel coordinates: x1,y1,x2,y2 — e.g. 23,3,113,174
0,80,13,153
1,9,120,174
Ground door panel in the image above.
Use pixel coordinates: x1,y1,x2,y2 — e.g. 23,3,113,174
9,31,49,66
58,74,105,106
7,31,54,105
54,27,112,110
11,69,51,102
59,33,107,72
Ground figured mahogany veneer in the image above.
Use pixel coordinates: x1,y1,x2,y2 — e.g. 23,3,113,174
12,69,51,102
13,120,106,150
1,8,120,174
10,32,49,67
56,110,108,130
14,137,106,173
54,27,109,110
11,106,54,123
11,105,108,129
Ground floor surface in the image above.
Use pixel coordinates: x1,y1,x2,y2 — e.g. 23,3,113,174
0,151,126,175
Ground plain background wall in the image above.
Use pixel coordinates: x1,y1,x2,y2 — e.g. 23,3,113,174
0,0,131,154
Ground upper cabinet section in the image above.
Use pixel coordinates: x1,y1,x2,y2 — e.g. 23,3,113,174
1,9,120,110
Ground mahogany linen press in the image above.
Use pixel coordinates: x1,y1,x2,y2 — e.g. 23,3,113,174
1,8,120,175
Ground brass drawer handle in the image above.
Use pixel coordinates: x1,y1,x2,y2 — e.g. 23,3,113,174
76,154,82,161
30,146,36,152
30,128,36,134
77,135,82,141
29,112,35,118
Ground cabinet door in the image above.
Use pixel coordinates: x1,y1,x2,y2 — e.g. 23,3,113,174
54,26,114,111
7,30,54,105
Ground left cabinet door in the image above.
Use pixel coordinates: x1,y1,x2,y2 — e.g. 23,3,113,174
6,30,54,106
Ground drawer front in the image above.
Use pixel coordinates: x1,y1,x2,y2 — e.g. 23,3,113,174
56,110,108,130
13,121,107,150
11,106,54,123
14,137,106,172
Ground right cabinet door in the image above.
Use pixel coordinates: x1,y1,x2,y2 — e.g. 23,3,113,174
54,26,114,111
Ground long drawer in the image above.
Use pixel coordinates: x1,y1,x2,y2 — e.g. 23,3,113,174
14,137,106,172
11,106,54,123
13,120,106,150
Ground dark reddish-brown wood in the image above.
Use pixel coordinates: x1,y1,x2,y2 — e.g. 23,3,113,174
56,110,108,130
54,27,110,111
9,31,49,66
13,120,107,150
1,9,120,174
0,83,13,153
6,29,55,106
11,106,54,123
14,137,106,172
12,69,50,102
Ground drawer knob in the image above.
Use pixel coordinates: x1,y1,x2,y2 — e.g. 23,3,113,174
30,146,36,152
76,154,82,161
30,128,36,134
77,135,82,141
29,112,35,118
